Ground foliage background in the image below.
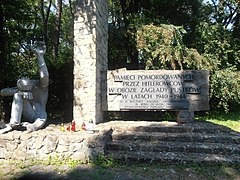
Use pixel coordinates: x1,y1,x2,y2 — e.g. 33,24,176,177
108,0,240,112
0,0,239,122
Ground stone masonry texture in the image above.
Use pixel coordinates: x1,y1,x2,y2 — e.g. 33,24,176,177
73,0,108,128
0,124,109,161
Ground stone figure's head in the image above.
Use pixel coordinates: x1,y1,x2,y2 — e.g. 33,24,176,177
17,77,33,91
30,41,46,55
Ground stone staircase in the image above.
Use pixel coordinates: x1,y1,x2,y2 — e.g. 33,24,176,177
104,121,240,164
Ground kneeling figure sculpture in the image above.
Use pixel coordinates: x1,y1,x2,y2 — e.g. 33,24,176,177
0,41,49,133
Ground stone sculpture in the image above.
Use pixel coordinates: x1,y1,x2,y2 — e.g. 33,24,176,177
0,41,49,134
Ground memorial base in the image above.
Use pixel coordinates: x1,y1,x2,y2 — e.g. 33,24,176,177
177,110,194,123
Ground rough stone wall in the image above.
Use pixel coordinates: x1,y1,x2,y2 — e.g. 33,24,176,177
74,0,108,127
0,126,108,161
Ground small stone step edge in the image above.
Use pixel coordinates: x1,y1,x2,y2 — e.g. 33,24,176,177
113,125,238,134
106,140,240,155
106,150,240,165
112,132,240,144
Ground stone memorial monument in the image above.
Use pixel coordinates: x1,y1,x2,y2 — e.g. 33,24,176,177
73,0,108,128
0,1,212,162
73,0,209,125
0,41,49,134
107,69,210,122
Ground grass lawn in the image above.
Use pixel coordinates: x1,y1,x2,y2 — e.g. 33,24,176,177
0,156,239,180
196,111,240,132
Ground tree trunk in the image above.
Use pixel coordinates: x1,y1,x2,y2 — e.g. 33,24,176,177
0,2,3,120
0,2,4,72
233,5,240,38
119,0,139,69
53,0,62,60
40,0,52,43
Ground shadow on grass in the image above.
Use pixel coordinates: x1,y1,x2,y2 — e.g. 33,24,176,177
15,164,134,180
15,161,240,180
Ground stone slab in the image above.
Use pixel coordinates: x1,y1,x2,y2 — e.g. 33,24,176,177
108,69,210,111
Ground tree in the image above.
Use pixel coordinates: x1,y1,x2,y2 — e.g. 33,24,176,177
0,1,4,78
108,0,206,69
136,24,208,70
0,0,36,121
209,0,239,28
53,0,62,60
0,0,74,120
40,0,52,43
108,0,240,111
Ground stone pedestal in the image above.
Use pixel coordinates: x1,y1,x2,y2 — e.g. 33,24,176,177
74,0,108,128
177,110,194,123
0,125,109,161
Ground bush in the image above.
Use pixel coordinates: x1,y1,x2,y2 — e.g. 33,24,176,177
136,23,240,112
210,70,240,111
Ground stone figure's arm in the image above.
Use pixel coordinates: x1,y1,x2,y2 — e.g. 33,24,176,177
0,87,18,96
37,52,49,88
31,41,49,87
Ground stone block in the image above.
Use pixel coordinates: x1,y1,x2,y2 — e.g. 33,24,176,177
72,151,88,161
12,149,28,160
0,147,4,159
42,136,58,154
69,142,83,152
58,135,70,145
26,137,36,150
177,110,194,123
56,144,69,153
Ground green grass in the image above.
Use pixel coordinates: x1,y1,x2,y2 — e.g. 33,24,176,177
0,148,239,180
196,111,240,132
207,119,240,132
92,154,240,180
112,162,240,180
1,158,238,180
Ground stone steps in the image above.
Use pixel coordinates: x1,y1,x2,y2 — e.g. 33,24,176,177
114,123,234,134
112,132,240,144
106,140,240,155
104,121,240,164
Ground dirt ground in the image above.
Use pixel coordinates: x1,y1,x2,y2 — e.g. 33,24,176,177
0,160,239,180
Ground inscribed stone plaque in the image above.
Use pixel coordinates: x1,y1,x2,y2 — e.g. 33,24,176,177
107,69,209,111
